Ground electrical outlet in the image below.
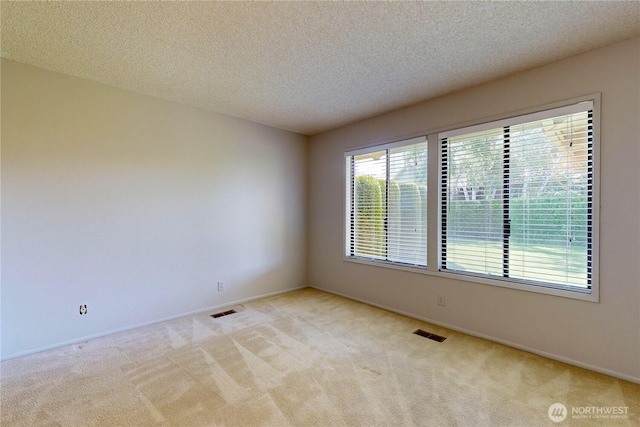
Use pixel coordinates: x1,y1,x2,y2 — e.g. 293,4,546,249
217,282,224,291
437,294,445,307
79,304,87,315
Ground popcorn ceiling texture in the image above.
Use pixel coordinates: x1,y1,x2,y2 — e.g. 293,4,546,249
2,1,639,135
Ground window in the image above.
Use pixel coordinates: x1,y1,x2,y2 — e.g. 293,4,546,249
440,101,595,294
345,136,427,267
343,97,598,300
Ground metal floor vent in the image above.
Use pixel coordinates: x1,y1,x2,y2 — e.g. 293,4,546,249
210,309,237,319
414,329,447,342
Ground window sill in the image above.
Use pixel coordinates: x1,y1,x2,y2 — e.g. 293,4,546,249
343,256,599,303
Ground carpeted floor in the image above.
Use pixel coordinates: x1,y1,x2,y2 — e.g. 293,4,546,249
1,288,638,426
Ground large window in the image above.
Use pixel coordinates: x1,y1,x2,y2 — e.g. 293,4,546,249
345,137,427,267
344,97,598,300
440,101,595,293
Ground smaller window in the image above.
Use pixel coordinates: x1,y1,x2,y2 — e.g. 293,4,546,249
345,136,428,267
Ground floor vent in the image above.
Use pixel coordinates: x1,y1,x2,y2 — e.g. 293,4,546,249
414,329,447,342
210,309,237,319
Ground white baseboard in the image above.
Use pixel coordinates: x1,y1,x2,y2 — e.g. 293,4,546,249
310,285,640,385
1,286,308,362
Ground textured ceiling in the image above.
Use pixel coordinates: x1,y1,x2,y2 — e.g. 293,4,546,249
2,1,639,135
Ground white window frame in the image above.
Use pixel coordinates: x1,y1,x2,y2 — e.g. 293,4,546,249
343,94,600,302
344,135,428,270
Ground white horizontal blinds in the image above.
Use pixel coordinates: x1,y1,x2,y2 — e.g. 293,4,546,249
508,110,592,288
346,137,427,266
441,102,593,290
352,150,387,260
443,128,504,276
388,143,428,265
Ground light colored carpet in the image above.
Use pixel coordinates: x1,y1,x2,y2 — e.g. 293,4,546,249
1,288,638,426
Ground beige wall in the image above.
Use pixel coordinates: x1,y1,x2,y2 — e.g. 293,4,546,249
1,59,308,359
309,37,640,382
